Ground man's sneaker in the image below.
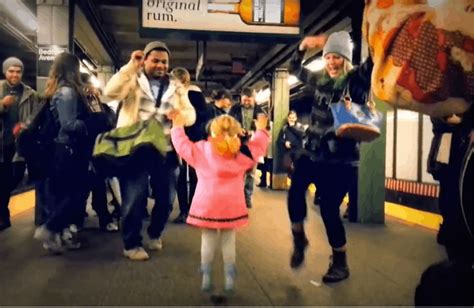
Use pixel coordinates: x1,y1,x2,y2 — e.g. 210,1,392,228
42,233,64,254
34,226,64,254
101,222,119,232
62,228,81,250
148,238,163,250
123,247,150,261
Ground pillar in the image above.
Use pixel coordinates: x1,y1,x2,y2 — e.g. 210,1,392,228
36,0,72,93
357,98,388,224
271,68,290,190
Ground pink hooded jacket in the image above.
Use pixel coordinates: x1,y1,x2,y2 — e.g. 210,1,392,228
171,127,269,229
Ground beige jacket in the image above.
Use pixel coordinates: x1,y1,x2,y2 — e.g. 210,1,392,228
104,60,196,128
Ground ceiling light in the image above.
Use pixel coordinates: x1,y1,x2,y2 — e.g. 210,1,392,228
305,58,325,72
255,88,271,103
288,75,300,87
0,0,37,31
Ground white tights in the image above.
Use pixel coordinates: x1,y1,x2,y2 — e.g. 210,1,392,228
201,228,236,265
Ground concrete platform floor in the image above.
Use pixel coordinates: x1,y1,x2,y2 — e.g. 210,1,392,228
0,188,446,306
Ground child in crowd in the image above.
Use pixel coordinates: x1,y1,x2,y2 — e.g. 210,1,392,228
170,113,269,293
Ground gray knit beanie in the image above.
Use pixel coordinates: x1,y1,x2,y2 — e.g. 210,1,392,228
2,57,24,74
323,31,353,63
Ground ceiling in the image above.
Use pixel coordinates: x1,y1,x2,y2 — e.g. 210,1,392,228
80,0,362,95
0,0,364,96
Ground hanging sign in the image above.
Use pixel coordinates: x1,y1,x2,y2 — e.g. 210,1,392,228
37,45,68,77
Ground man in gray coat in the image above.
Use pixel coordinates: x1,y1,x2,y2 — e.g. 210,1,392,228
0,57,39,230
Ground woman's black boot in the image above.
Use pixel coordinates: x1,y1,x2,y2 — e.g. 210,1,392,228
322,250,350,283
290,229,309,268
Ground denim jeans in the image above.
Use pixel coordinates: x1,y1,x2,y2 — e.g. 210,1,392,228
288,155,357,248
0,144,25,224
119,152,178,250
44,144,89,233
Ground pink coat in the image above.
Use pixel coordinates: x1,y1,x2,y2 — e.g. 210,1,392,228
171,127,270,229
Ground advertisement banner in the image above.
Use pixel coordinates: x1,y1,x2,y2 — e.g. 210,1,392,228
140,0,301,41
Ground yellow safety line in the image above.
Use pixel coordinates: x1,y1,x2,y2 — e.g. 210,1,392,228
9,190,35,217
9,187,442,231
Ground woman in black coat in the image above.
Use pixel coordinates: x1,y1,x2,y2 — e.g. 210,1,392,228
287,31,373,283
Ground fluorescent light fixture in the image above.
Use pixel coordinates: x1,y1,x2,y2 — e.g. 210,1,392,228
305,57,325,72
80,63,102,88
255,88,271,103
80,64,89,74
288,74,300,86
82,59,96,72
90,75,102,89
0,0,37,31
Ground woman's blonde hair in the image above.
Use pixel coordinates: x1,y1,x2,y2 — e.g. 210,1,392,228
323,56,354,78
209,115,242,157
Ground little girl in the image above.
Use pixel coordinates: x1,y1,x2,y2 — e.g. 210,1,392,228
170,113,269,293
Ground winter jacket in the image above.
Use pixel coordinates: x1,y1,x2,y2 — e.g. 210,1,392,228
104,60,196,151
289,49,373,165
0,80,40,162
228,103,266,132
279,122,305,151
171,127,269,229
184,85,209,142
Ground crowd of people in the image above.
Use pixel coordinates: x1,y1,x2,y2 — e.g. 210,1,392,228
0,1,472,301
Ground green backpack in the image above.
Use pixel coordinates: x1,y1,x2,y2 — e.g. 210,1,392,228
92,118,168,176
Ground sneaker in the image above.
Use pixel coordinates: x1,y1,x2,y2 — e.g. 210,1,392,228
148,238,163,250
42,233,64,254
102,222,119,232
34,226,64,253
62,228,81,250
123,247,150,261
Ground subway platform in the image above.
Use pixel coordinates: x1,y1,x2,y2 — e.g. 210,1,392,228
0,188,445,306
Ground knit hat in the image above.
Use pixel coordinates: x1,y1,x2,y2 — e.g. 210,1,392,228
2,57,24,74
323,31,353,62
143,41,171,57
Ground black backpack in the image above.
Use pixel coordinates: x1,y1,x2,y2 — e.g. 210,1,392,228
16,98,59,179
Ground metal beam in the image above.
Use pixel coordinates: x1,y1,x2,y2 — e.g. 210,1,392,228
232,0,352,90
76,0,121,68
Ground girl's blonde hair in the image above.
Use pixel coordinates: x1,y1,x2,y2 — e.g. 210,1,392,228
209,115,242,157
170,67,191,86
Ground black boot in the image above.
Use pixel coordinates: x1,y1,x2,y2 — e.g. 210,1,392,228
322,250,350,283
290,229,309,268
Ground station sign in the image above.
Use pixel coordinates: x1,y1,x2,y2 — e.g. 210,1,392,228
37,45,68,77
139,0,301,42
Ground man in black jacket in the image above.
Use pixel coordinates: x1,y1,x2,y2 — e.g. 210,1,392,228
229,87,266,208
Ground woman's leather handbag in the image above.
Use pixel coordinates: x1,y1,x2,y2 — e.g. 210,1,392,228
330,95,383,142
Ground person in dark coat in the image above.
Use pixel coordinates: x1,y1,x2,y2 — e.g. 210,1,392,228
171,67,208,224
287,31,373,283
206,89,232,120
228,87,266,208
278,110,306,175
